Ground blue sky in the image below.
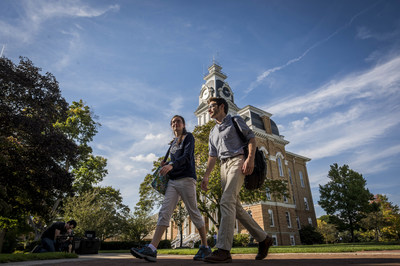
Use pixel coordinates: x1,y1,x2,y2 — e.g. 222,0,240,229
1,0,400,218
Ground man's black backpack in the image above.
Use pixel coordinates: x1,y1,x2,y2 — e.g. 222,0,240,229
232,117,267,190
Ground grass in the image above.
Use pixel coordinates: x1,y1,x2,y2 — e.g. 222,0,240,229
0,252,78,263
99,242,400,255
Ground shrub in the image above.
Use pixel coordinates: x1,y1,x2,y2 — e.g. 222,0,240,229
299,225,323,245
232,233,250,247
158,240,171,249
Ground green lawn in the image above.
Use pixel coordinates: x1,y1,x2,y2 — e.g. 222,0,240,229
100,242,400,255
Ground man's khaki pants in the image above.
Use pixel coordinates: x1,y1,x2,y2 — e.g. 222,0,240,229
217,155,267,251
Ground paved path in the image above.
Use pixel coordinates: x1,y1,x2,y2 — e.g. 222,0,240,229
5,251,400,266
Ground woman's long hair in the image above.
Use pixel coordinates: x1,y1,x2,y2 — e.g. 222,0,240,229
170,115,187,145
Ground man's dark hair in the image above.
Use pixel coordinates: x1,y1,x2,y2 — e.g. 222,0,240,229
208,97,229,114
67,220,77,228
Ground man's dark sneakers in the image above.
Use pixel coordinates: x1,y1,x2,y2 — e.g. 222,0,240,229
204,248,232,263
255,236,273,260
130,245,157,262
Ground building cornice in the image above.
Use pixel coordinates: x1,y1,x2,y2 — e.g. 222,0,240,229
243,201,296,209
286,151,311,162
253,128,290,145
239,105,272,118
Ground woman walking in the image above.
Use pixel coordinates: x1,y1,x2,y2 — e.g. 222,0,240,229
131,115,211,262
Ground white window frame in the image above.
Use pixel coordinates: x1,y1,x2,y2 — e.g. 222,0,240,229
288,168,293,184
304,197,309,210
296,217,301,229
290,235,296,246
308,217,313,226
268,209,275,227
272,235,278,246
266,188,271,200
285,211,292,228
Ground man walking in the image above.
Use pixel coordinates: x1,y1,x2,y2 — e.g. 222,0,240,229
201,97,273,263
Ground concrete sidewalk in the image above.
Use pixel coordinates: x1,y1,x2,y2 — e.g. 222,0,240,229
4,251,400,266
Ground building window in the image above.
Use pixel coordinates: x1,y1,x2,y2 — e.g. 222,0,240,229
268,209,275,227
288,168,293,185
285,212,292,228
293,195,296,206
296,217,301,229
299,171,305,187
277,157,284,176
290,235,295,246
266,188,271,200
308,217,313,226
283,195,288,203
304,197,309,210
272,235,278,246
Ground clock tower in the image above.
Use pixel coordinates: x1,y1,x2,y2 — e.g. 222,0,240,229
195,62,239,125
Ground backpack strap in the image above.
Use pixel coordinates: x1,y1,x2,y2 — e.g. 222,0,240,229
231,116,248,145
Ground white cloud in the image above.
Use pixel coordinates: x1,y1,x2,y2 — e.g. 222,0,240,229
130,153,158,163
270,55,400,163
350,145,400,174
145,134,164,140
356,26,400,41
245,2,379,95
0,0,119,44
266,55,400,117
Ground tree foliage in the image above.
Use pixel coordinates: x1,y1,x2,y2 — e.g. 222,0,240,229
120,210,157,243
172,200,188,248
317,217,339,244
318,163,373,242
299,225,323,245
0,57,79,220
63,187,129,241
135,157,168,214
359,194,400,242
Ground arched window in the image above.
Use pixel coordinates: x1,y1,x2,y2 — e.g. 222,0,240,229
277,157,284,176
288,168,293,184
299,171,305,187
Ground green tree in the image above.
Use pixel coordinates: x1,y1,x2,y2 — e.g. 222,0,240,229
367,194,400,242
299,225,324,245
319,163,373,242
0,57,79,250
172,200,188,248
317,217,338,243
63,187,129,240
54,100,106,194
135,157,167,214
120,210,157,243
